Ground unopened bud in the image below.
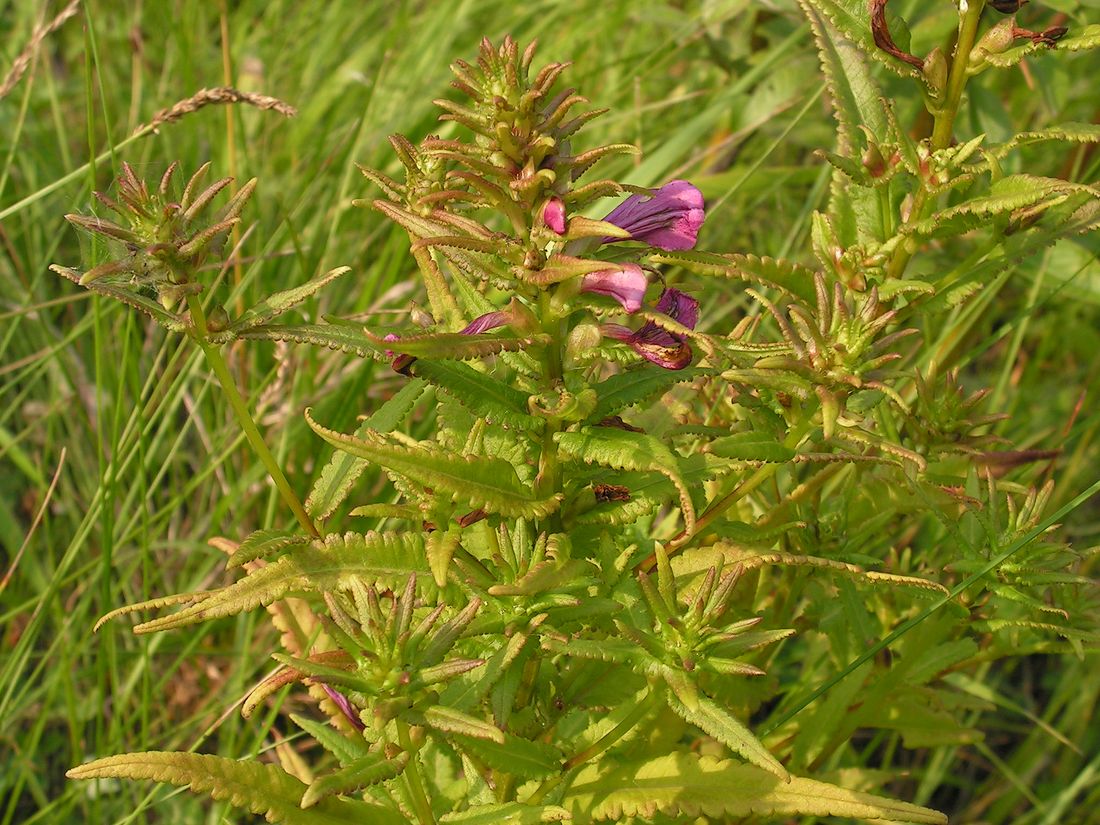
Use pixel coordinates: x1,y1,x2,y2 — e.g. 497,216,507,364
923,47,948,96
971,18,1015,68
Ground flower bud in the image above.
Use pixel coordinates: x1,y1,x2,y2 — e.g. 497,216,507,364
923,47,948,97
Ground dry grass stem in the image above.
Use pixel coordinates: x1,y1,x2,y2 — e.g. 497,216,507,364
135,86,297,135
0,0,82,101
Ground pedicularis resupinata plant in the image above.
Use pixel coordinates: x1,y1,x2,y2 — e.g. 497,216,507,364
55,2,1100,823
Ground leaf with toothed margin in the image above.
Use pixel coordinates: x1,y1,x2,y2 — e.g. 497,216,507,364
237,322,391,360
121,532,428,634
225,267,351,333
563,753,948,823
65,752,407,824
365,328,551,359
411,360,542,431
301,752,409,810
225,528,310,569
49,265,188,330
665,691,789,781
306,379,427,521
556,427,696,534
439,802,571,824
588,367,705,422
797,0,922,82
307,411,561,519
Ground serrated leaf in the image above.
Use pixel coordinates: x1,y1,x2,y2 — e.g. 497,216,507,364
798,0,921,81
289,714,371,768
66,752,406,824
666,691,789,781
50,265,187,331
239,322,390,360
373,329,551,360
412,360,542,431
449,732,561,780
441,626,534,711
564,753,947,823
301,752,409,809
227,528,311,569
130,532,428,633
709,432,796,462
440,802,570,824
229,267,350,332
556,427,696,534
306,379,426,521
725,253,819,304
588,367,703,422
307,412,560,518
982,24,1100,69
423,706,505,743
907,175,1096,238
675,545,948,595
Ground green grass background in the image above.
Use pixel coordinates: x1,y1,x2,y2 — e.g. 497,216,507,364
1,0,1098,822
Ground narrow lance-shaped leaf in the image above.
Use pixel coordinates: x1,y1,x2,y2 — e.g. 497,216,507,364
556,427,696,534
66,752,407,825
563,752,947,823
125,531,429,634
227,266,351,332
306,378,427,521
306,411,561,519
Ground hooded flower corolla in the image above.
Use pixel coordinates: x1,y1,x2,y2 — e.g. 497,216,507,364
603,287,700,370
543,197,567,235
580,264,648,314
602,180,705,251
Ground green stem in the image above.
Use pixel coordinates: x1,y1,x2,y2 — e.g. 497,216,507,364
527,690,658,805
536,290,565,531
886,0,986,280
397,720,436,825
186,295,319,537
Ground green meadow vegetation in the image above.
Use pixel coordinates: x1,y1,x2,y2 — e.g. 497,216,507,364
2,1,1099,823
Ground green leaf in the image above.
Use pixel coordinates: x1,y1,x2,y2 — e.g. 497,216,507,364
306,379,427,521
227,528,310,569
129,531,428,633
229,267,351,332
725,254,819,304
982,24,1100,69
301,752,409,809
449,732,562,780
239,322,390,360
564,753,947,823
50,265,187,331
665,691,789,781
589,367,703,422
412,360,542,431
709,432,796,462
440,803,570,824
556,427,696,534
423,706,505,743
66,752,406,824
375,329,551,360
306,412,561,519
441,627,535,711
289,714,371,768
797,0,921,81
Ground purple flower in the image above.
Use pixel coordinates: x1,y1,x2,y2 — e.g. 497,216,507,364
580,264,648,314
543,197,566,235
602,288,700,370
602,180,705,251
